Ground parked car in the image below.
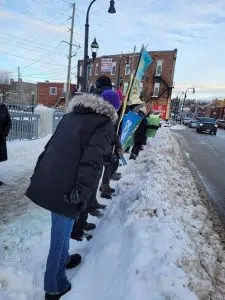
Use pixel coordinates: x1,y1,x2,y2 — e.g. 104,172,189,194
161,120,172,127
189,119,198,128
217,119,225,129
182,117,191,125
196,117,217,135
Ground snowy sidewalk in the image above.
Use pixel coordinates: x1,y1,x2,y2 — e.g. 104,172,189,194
1,128,225,300
0,137,50,226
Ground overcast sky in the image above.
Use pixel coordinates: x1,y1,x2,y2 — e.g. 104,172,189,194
0,0,224,99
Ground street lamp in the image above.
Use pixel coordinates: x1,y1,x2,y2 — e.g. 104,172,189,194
173,91,184,120
108,0,116,13
82,0,116,92
90,37,99,60
181,87,195,114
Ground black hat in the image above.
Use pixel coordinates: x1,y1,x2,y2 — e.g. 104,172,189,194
95,76,112,94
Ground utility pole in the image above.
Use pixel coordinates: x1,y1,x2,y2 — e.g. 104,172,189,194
64,3,76,108
16,67,24,104
117,51,123,89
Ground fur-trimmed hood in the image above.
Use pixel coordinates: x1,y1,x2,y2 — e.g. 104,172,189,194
66,93,118,123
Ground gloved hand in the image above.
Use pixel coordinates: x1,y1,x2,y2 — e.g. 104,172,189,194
68,188,80,205
64,187,87,212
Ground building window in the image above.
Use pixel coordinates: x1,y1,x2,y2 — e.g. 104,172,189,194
111,62,117,75
79,65,83,77
125,64,131,75
153,82,160,97
50,87,57,96
95,63,99,75
156,60,163,76
123,82,129,95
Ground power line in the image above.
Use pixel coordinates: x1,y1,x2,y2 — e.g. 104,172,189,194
0,3,67,29
0,38,67,56
0,3,70,57
0,31,65,51
0,50,68,69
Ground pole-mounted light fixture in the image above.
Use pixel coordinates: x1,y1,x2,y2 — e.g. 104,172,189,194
90,37,99,60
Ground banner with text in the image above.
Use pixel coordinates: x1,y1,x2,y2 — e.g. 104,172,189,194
101,58,113,73
120,111,143,148
128,50,153,105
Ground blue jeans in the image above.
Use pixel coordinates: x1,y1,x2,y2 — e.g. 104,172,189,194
44,212,75,295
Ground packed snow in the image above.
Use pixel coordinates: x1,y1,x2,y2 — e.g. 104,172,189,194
170,124,187,130
0,128,225,300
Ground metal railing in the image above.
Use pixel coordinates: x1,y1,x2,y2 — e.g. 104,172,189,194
8,113,40,141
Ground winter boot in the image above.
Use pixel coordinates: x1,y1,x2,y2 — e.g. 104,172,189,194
45,285,71,299
88,208,103,218
66,254,82,269
129,152,137,160
95,202,107,210
99,184,115,194
100,184,112,199
70,227,84,241
84,222,96,231
111,172,121,181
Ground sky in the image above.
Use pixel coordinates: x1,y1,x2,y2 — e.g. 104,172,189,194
0,0,224,100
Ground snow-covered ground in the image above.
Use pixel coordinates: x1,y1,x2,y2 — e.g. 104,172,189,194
0,128,225,300
170,124,187,130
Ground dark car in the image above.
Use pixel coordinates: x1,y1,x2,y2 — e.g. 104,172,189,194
217,119,225,129
196,117,217,135
189,119,198,128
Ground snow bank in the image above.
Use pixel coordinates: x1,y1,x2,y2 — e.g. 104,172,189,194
0,128,225,300
34,105,54,137
170,124,187,130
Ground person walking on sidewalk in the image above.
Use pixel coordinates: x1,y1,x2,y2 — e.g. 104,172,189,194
26,92,117,299
0,101,11,186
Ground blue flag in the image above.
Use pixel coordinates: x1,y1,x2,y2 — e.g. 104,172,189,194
120,111,143,147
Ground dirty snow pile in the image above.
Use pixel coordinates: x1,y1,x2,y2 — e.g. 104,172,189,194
0,128,225,300
170,124,187,130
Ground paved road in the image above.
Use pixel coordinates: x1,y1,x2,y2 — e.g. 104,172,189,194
171,127,225,218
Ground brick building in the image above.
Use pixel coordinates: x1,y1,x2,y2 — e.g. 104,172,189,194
37,82,77,107
206,99,225,119
77,49,177,119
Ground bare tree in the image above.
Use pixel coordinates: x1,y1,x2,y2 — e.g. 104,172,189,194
0,71,11,102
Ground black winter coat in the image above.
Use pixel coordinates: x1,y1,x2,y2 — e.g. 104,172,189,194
134,117,148,145
0,103,11,162
26,94,116,218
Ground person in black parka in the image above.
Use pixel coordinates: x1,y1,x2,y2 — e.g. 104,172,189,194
0,102,11,185
128,104,147,160
26,93,117,299
129,117,148,159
